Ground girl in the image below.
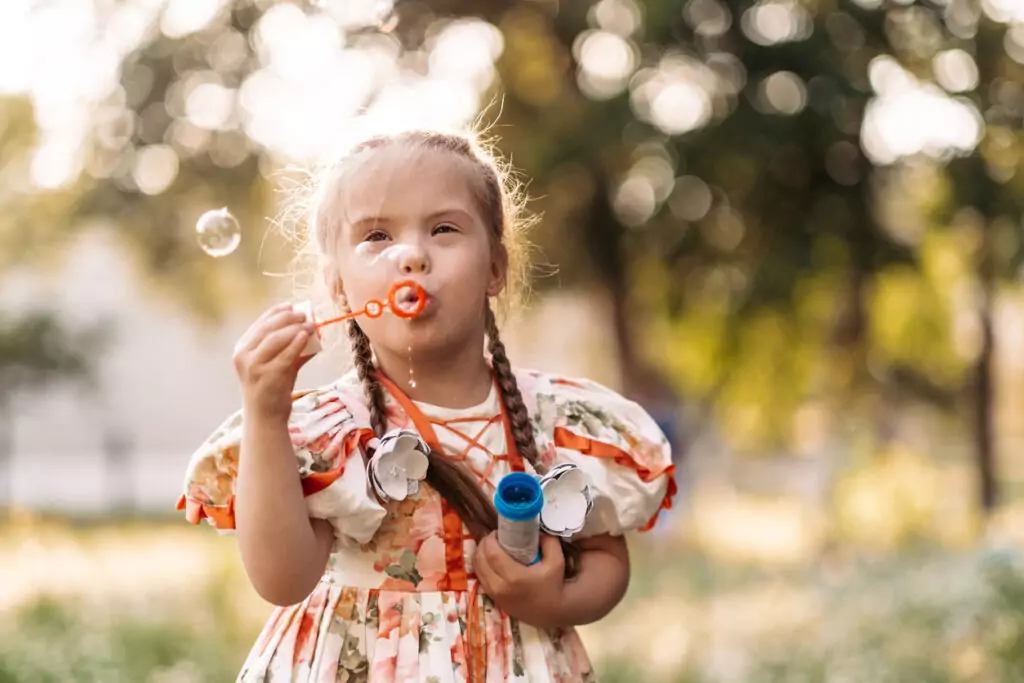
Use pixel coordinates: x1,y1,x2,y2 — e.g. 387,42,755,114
177,129,676,682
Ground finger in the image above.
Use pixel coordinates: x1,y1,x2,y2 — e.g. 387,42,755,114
278,328,313,367
239,309,308,354
472,541,503,595
236,306,293,353
484,533,530,582
253,323,311,364
538,534,566,575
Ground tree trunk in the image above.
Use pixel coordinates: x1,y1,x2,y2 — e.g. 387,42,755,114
974,276,998,512
585,174,646,392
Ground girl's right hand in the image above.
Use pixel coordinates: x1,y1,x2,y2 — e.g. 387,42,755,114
233,302,316,423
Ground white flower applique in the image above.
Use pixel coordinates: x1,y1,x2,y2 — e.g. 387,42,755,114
368,429,430,502
538,463,594,538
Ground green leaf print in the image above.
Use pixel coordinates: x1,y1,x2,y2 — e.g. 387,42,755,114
418,627,443,654
418,612,444,654
384,549,423,586
367,593,379,622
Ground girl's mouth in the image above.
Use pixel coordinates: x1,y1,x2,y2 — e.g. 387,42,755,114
390,281,432,318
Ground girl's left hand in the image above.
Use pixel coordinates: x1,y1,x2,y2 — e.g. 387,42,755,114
472,533,566,629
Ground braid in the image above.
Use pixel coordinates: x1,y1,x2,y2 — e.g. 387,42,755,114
348,318,499,538
486,301,580,577
484,302,543,473
347,320,388,437
328,133,579,577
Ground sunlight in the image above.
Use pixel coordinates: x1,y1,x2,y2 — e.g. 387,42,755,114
132,144,180,195
741,0,813,46
861,56,983,165
590,0,643,37
631,55,716,135
428,19,504,91
982,0,1024,24
3,1,503,191
758,71,807,114
160,0,229,39
933,48,980,93
575,29,639,99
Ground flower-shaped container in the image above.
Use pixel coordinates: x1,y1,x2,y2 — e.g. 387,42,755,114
368,429,430,502
538,463,594,538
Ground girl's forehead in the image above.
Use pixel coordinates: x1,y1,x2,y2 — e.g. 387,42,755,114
339,144,482,221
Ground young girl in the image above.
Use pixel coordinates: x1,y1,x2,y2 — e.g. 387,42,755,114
177,129,676,682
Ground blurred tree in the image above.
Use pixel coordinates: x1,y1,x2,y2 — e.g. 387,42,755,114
0,97,110,511
473,0,1021,512
5,0,1019,512
939,6,1024,510
0,310,108,511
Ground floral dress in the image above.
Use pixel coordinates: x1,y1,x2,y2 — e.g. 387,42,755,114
177,368,676,683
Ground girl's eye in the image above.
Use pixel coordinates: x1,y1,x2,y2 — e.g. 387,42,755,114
432,223,458,235
365,230,390,242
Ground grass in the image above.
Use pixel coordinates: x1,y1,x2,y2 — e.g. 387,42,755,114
3,513,1024,682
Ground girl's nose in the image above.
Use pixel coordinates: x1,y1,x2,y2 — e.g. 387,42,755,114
387,243,429,275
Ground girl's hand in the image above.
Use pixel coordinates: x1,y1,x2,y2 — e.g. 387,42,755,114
473,533,566,629
233,303,315,423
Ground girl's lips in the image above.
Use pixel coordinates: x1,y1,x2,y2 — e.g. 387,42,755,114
393,282,435,317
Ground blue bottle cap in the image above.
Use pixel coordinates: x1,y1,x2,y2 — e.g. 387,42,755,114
494,472,544,522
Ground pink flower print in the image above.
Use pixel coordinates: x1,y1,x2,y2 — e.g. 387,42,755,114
371,628,399,682
414,536,447,590
409,495,444,545
377,593,404,640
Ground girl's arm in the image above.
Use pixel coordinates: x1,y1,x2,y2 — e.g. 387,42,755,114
232,303,333,606
549,534,630,626
235,414,335,606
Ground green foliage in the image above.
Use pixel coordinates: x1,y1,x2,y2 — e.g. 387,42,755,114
0,596,250,683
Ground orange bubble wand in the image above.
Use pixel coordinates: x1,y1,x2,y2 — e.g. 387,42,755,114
313,280,428,329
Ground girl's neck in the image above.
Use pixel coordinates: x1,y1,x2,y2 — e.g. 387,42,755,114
374,333,493,409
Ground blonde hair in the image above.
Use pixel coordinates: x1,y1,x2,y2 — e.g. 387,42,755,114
279,129,533,328
275,126,578,575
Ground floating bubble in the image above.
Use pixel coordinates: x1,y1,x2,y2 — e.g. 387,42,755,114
382,243,418,266
196,207,241,257
355,241,383,265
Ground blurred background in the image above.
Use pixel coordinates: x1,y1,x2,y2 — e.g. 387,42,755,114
2,0,1024,680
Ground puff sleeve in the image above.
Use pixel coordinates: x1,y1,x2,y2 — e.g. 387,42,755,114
175,387,387,544
531,374,677,537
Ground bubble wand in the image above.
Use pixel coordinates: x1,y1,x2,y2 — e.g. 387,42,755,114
316,280,427,326
294,280,428,356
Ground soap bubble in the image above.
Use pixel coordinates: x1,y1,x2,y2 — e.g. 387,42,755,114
354,241,382,265
196,207,241,257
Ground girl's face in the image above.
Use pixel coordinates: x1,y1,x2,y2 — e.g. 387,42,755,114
329,144,506,361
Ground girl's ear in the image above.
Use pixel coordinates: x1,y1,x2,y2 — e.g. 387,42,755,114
487,244,508,298
323,264,348,310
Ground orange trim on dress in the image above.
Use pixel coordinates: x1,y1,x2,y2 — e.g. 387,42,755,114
376,372,512,683
176,426,374,531
552,426,677,531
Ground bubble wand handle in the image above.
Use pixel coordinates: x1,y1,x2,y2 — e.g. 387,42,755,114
314,280,427,330
494,472,544,565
